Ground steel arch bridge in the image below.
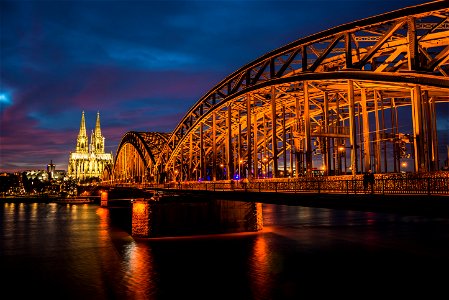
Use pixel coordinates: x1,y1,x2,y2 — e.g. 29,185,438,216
113,1,449,184
110,132,170,183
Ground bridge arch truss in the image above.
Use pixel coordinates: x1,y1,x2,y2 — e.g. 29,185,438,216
135,1,449,182
113,131,170,183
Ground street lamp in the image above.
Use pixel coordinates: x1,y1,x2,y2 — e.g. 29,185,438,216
401,161,407,173
338,145,347,174
262,157,268,178
239,160,243,179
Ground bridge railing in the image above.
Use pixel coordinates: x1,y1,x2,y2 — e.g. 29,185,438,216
147,175,449,195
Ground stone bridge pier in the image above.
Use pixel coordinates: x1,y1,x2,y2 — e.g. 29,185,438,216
131,198,263,238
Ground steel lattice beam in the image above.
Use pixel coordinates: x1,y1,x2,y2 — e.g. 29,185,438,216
113,1,449,183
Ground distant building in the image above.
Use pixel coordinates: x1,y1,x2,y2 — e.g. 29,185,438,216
47,160,55,179
24,170,49,181
67,111,113,182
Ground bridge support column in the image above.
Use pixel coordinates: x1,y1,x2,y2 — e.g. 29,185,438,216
282,106,287,177
200,124,205,180
421,91,439,171
246,94,252,178
130,199,263,238
132,198,153,237
411,85,427,172
212,112,217,181
247,202,263,231
100,190,108,207
189,134,193,180
373,91,382,174
271,86,278,177
294,91,301,177
361,88,371,172
303,81,312,176
227,104,234,180
323,92,330,176
428,95,439,171
253,111,258,178
348,80,358,176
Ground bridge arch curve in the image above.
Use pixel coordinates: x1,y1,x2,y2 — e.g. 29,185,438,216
154,1,449,182
114,131,169,183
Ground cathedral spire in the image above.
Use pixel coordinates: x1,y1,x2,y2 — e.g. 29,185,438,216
76,111,88,153
92,111,105,154
94,111,102,136
79,111,87,137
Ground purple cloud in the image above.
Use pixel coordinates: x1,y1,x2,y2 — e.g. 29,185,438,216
0,0,438,172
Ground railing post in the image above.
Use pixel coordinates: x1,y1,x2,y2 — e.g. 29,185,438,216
353,179,356,194
318,180,321,194
346,180,349,194
427,177,431,195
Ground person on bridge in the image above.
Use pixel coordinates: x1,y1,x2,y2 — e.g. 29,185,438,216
363,172,369,193
368,170,375,194
241,177,249,191
363,170,375,194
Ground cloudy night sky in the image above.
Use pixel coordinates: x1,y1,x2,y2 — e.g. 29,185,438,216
0,0,444,172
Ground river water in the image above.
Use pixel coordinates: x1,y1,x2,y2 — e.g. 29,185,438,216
1,200,448,299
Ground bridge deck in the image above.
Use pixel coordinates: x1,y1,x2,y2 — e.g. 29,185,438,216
146,187,449,218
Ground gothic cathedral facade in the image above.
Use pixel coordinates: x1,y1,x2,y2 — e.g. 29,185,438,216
68,111,113,182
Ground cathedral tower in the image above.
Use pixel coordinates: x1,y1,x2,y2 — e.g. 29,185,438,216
75,111,88,153
91,111,105,154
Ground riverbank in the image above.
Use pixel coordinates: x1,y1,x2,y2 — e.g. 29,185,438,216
1,195,55,203
1,195,97,204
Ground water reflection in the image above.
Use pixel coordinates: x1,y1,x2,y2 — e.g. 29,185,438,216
249,234,271,300
122,243,156,299
1,201,449,299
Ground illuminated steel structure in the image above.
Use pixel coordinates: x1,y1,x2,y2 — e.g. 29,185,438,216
112,132,169,183
114,1,449,183
68,111,113,181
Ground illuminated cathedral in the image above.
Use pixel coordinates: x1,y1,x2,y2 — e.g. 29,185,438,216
68,111,113,182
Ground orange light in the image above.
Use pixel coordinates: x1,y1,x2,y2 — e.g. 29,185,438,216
132,202,147,214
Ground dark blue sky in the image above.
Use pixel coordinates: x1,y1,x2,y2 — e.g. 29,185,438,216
0,0,434,172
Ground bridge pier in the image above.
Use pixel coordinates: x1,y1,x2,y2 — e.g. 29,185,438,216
131,198,263,238
131,198,153,237
100,191,108,207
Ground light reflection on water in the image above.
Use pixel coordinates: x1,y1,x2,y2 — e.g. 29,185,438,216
1,201,449,299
